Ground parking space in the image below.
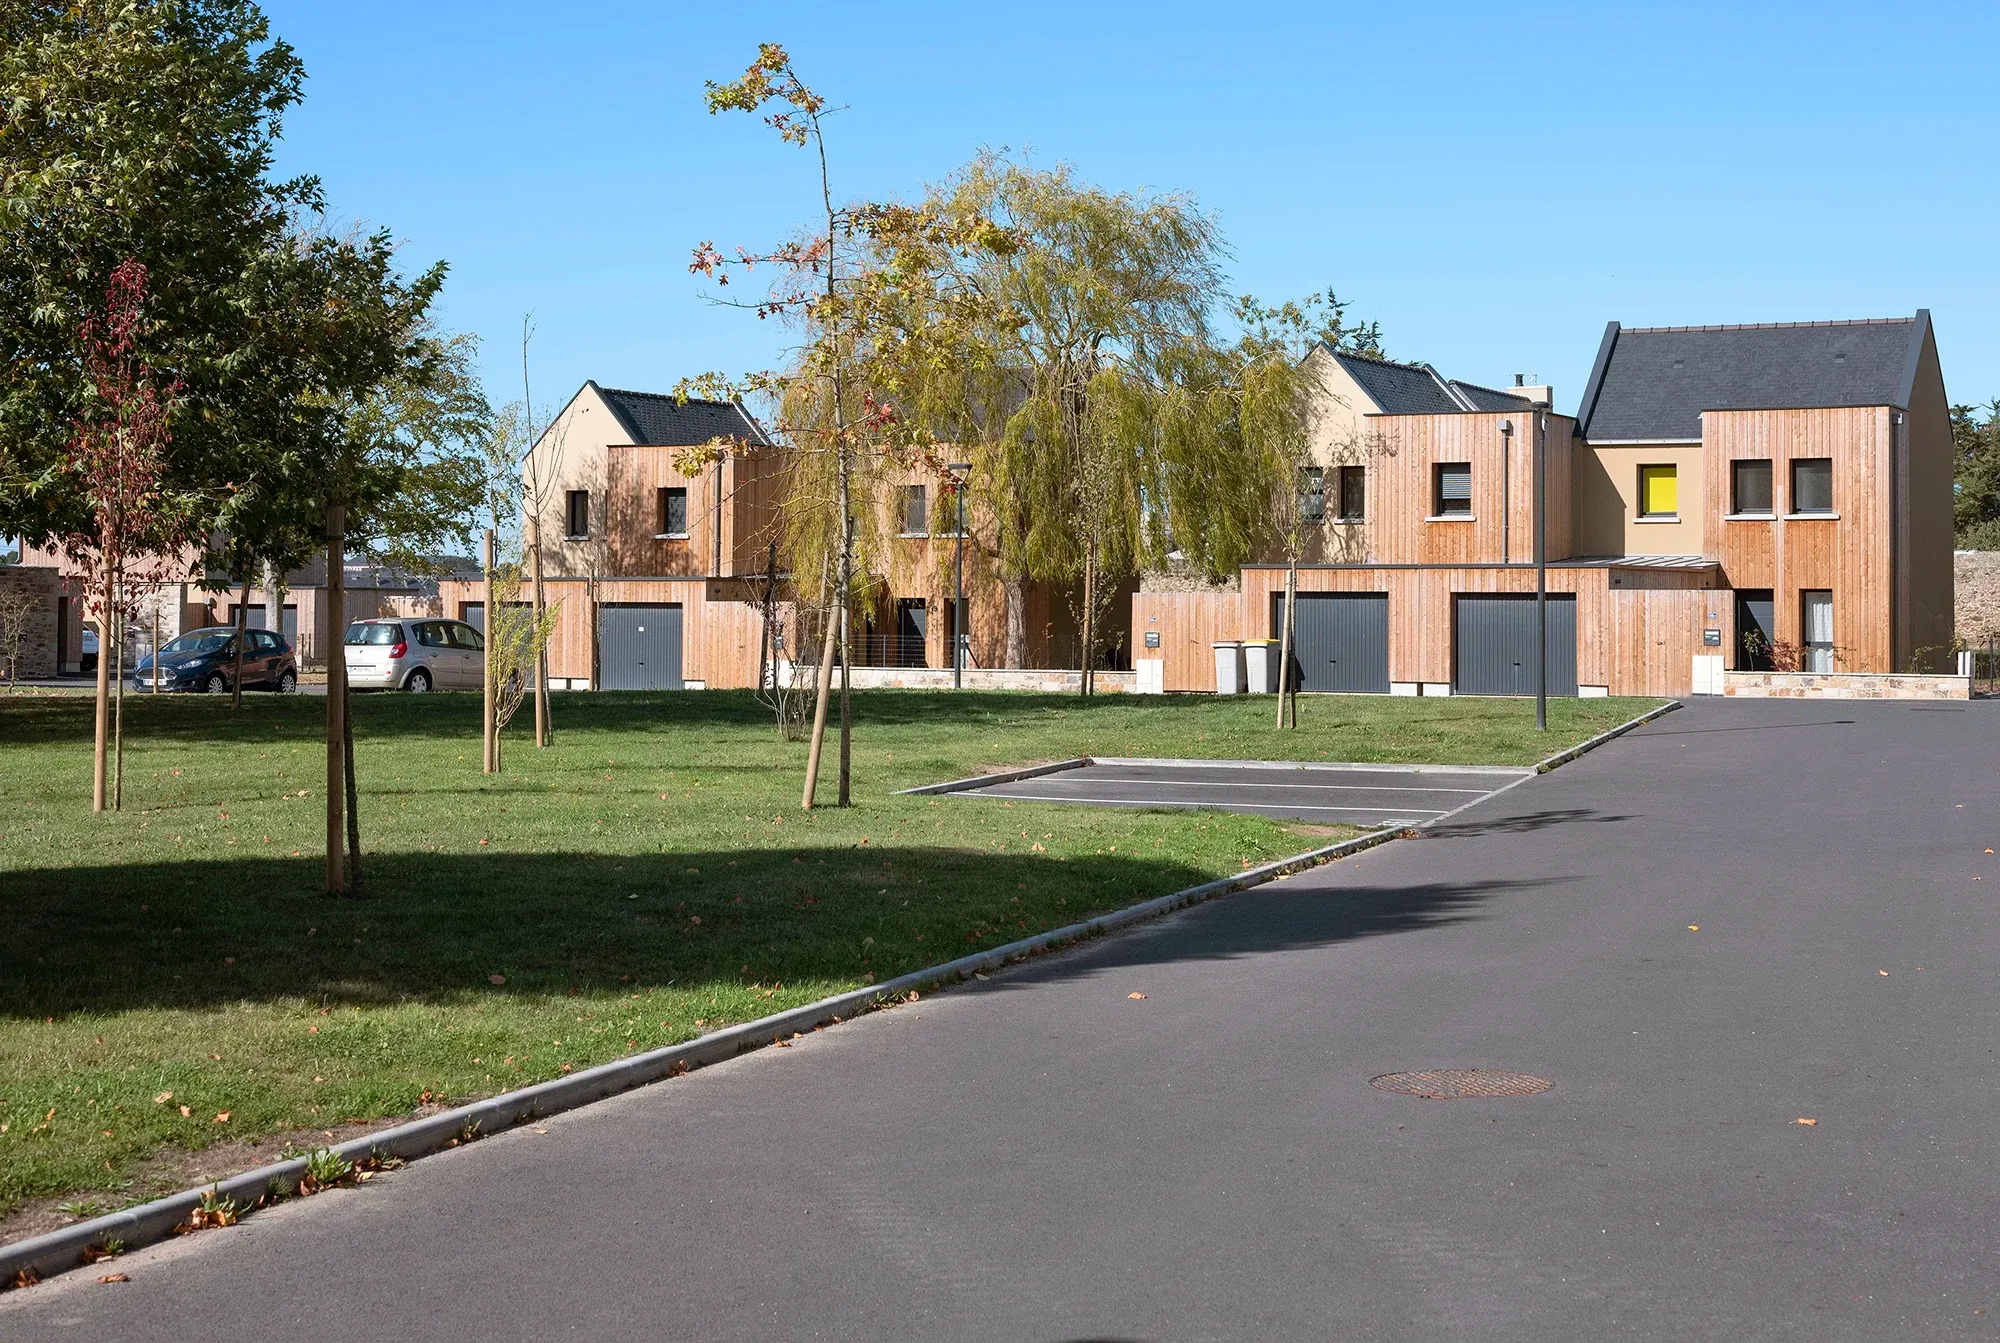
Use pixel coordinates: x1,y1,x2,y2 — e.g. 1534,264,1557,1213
947,757,1530,826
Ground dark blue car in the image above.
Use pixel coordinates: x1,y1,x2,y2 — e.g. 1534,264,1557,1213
131,626,298,694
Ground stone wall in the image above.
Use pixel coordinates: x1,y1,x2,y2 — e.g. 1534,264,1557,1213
1723,671,1970,700
0,565,60,680
1957,551,2000,645
775,663,1137,694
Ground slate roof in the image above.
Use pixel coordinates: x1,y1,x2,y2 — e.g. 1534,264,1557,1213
594,384,771,447
1327,349,1535,415
1575,314,1930,442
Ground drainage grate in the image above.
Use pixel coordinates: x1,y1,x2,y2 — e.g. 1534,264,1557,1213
1370,1069,1553,1099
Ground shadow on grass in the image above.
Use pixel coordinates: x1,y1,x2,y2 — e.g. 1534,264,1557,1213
0,841,1518,1019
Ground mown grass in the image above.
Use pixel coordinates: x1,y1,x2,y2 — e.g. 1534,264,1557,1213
0,687,1655,1226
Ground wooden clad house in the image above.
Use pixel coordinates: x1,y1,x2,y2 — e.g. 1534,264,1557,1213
437,382,785,690
1136,312,1952,697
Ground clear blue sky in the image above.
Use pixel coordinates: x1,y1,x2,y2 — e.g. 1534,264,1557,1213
262,0,1999,419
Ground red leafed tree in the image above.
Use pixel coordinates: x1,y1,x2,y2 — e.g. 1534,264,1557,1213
63,259,192,813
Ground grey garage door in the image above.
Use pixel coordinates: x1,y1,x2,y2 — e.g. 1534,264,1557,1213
597,604,684,690
1454,594,1576,696
1271,592,1390,693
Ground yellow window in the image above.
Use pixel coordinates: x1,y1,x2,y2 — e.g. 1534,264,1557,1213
1640,465,1678,518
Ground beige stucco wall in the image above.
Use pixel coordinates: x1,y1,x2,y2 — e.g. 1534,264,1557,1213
1573,441,1706,557
1297,346,1383,563
522,383,626,579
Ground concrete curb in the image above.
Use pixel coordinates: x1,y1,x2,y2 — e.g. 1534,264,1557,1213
1530,699,1679,774
1089,757,1532,776
898,758,1091,796
1,700,1678,1288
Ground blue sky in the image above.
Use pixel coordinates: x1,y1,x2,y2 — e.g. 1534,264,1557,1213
262,1,1998,418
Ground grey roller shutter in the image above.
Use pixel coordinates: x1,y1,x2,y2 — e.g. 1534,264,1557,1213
597,604,684,690
1453,595,1576,696
1272,592,1389,693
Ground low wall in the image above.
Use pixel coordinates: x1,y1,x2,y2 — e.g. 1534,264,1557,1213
1723,671,1971,700
779,663,1136,694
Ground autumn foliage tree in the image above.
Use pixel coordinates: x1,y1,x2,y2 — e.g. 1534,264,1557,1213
62,260,196,812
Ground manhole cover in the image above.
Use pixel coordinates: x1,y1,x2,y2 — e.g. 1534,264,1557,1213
1370,1069,1553,1099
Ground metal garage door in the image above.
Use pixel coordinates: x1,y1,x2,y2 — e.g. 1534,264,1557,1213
1454,595,1576,696
597,604,684,690
1271,592,1390,693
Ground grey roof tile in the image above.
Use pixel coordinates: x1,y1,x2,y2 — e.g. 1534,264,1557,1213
1330,351,1465,415
596,386,771,447
1578,317,1923,441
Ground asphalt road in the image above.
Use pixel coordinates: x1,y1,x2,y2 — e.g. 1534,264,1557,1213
10,697,2000,1341
953,758,1529,825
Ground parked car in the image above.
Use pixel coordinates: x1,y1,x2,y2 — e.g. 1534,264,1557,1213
344,617,485,692
131,626,298,694
79,627,97,675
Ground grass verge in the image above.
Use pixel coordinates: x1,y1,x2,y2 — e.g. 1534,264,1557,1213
0,687,1656,1235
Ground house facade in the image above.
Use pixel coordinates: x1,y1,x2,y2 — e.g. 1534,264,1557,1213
1136,312,1953,697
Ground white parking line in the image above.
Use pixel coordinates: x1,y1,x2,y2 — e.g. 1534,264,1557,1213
1013,777,1490,795
974,792,1449,817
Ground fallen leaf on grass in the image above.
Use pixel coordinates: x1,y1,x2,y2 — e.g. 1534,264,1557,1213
97,1273,129,1284
153,1091,172,1104
213,1111,230,1124
1128,992,1147,1000
488,974,506,985
1795,1117,1817,1126
178,1105,191,1118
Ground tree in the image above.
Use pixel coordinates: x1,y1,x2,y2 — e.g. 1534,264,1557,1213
1954,401,2000,550
688,45,1008,806
920,157,1237,689
0,576,40,685
0,0,312,547
61,260,198,812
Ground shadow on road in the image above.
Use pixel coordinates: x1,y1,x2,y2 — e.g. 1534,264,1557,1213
1423,808,1632,838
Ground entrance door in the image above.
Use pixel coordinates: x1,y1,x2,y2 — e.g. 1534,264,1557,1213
1734,590,1775,670
597,604,684,690
1454,594,1577,696
895,599,928,668
1271,592,1389,693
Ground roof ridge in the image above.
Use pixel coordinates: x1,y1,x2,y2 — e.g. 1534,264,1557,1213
597,386,742,408
1450,377,1533,400
1620,316,1916,334
1325,346,1435,374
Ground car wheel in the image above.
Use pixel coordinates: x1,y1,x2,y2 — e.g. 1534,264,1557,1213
205,672,229,695
405,668,432,693
276,669,298,694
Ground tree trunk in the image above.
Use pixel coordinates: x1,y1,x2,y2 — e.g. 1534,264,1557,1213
91,574,111,814
837,602,851,807
529,512,550,747
263,561,280,640
112,596,125,811
481,529,497,774
1004,577,1026,669
343,673,362,895
1278,561,1298,729
150,591,160,697
1079,541,1097,697
801,605,837,809
835,435,854,808
231,574,251,710
325,503,345,896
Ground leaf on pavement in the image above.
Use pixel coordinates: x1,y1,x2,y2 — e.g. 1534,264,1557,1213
97,1273,129,1284
1794,1117,1817,1126
1127,992,1147,1000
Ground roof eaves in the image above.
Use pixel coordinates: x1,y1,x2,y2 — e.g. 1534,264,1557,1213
1575,321,1620,436
1895,309,1931,412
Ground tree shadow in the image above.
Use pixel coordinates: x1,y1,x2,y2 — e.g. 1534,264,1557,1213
0,840,1522,1019
1422,808,1632,838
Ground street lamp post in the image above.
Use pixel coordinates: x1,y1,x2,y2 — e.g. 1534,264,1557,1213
949,463,971,689
1532,401,1549,732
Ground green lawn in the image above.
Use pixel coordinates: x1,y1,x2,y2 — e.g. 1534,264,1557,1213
0,688,1656,1231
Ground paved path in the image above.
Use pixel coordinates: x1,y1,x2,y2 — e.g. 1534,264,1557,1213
10,698,2000,1340
953,758,1529,825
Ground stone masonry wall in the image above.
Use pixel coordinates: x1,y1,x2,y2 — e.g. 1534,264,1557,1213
0,565,60,680
1724,671,1970,700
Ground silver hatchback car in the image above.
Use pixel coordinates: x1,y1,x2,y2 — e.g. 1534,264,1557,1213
344,617,485,692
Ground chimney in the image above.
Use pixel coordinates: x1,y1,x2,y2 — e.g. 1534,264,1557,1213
1512,372,1554,408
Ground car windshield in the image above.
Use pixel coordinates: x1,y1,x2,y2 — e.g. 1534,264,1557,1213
160,632,231,655
345,623,400,645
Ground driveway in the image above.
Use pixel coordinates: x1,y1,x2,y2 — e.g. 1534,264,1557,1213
9,698,2000,1340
